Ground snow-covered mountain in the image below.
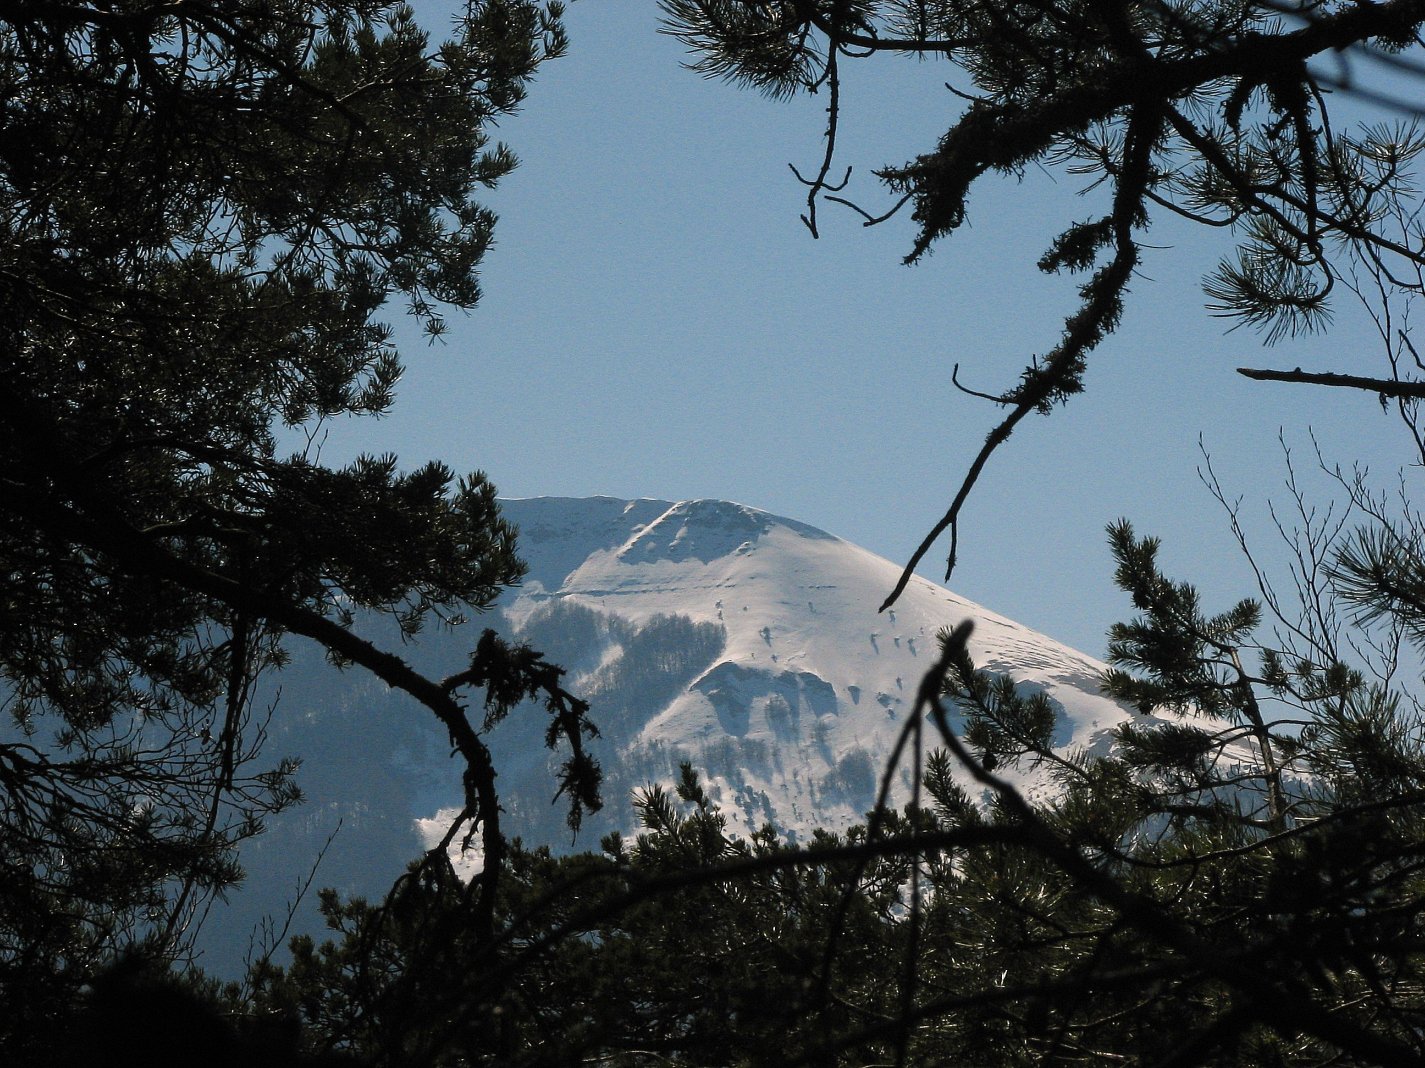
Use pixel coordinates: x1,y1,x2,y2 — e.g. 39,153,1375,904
480,497,1134,839
203,497,1140,973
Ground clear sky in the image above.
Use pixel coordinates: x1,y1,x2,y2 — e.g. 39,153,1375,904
308,2,1417,658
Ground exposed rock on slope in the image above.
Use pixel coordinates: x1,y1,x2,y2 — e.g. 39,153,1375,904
204,497,1140,973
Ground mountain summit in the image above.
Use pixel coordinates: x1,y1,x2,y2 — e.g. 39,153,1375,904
205,497,1139,972
479,496,1135,844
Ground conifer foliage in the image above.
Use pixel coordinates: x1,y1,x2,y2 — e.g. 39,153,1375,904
0,1,596,1056
661,0,1425,600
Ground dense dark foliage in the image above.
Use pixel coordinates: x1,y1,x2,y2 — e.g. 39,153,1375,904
0,1,595,1059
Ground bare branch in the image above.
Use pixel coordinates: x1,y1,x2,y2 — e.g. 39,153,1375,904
1237,366,1425,398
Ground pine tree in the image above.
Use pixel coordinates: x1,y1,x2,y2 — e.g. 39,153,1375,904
0,1,597,1055
252,762,929,1066
905,520,1425,1063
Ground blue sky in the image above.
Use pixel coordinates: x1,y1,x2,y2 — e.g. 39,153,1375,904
310,2,1417,657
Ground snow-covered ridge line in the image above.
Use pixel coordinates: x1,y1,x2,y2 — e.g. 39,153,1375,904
488,495,1139,839
201,495,1147,974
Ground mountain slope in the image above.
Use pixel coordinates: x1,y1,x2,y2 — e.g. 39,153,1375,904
202,496,1140,973
482,497,1134,843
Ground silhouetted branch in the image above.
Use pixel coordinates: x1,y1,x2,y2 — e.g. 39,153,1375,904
882,103,1160,610
791,48,845,237
951,363,1015,404
824,189,915,227
1237,365,1425,398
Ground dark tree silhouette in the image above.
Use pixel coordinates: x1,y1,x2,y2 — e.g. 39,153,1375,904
661,0,1425,601
0,1,596,1056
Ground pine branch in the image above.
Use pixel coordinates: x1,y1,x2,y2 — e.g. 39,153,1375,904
919,645,1425,1067
4,464,513,940
1237,366,1425,399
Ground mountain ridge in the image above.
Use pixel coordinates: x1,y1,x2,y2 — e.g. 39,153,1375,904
489,496,1134,830
200,495,1140,974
